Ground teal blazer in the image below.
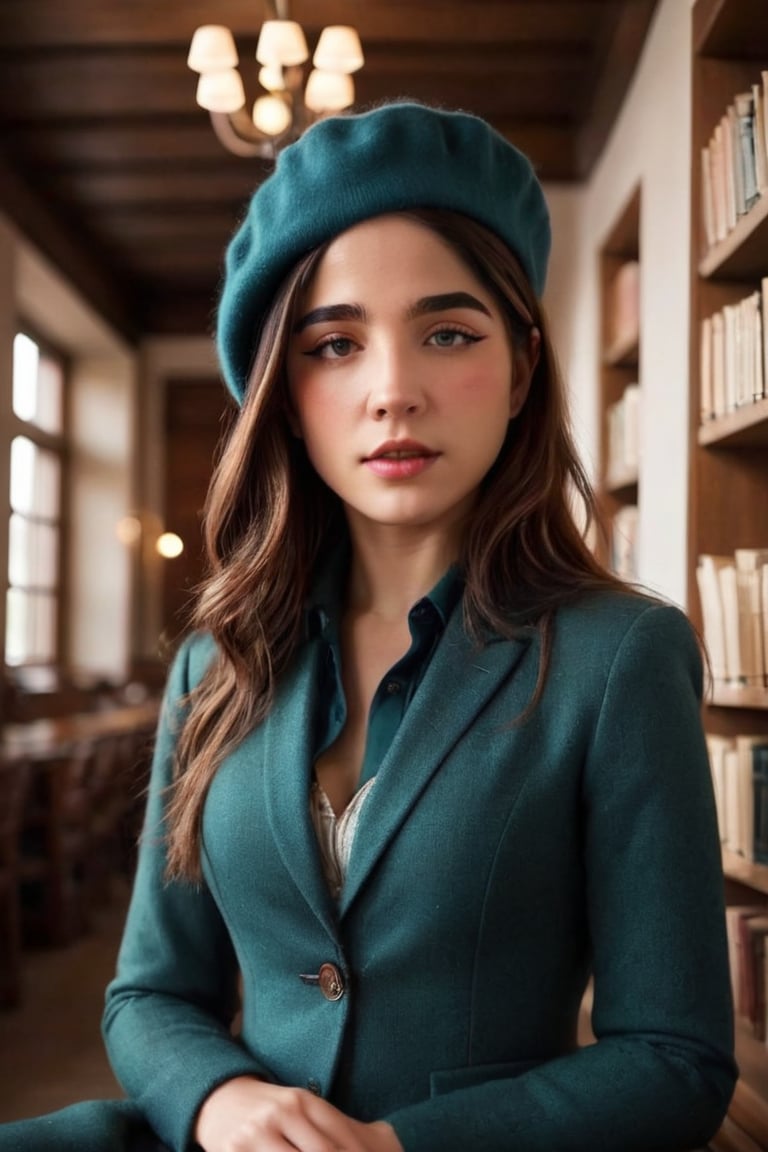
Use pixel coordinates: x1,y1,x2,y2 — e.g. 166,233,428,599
0,592,736,1152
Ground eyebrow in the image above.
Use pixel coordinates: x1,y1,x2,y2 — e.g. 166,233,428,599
293,303,366,333
293,291,492,334
406,292,492,320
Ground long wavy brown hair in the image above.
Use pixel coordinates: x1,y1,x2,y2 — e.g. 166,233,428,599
165,207,628,881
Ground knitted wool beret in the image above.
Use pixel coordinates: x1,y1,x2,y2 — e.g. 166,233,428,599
217,102,551,405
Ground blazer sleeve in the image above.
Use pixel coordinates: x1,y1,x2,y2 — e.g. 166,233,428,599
102,635,273,1152
385,603,738,1152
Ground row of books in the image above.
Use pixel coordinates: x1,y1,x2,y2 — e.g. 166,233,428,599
708,733,768,863
696,550,768,687
605,260,639,355
605,383,640,483
727,904,768,1042
700,285,767,422
701,75,768,252
610,505,638,582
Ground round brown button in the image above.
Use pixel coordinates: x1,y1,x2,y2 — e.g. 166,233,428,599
318,962,345,1001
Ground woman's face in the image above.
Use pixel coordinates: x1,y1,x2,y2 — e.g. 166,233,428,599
286,214,536,542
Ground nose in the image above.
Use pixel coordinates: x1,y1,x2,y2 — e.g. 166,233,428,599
366,344,426,420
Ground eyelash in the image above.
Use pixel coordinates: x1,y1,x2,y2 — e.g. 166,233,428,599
305,324,483,359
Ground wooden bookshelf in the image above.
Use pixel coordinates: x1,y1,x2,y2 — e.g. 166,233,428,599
698,397,768,447
690,3,768,1148
597,185,641,578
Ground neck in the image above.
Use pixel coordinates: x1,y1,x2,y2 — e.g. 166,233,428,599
345,522,461,622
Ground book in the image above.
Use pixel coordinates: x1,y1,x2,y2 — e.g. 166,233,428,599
738,735,768,860
719,562,742,684
712,121,729,244
743,915,768,1037
735,91,760,214
701,144,716,252
753,744,768,866
712,310,726,418
608,260,640,352
726,905,766,1017
611,505,638,581
700,314,713,422
697,554,731,685
735,550,768,687
753,79,768,195
707,733,735,844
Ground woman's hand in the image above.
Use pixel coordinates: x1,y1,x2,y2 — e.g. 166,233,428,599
194,1076,404,1152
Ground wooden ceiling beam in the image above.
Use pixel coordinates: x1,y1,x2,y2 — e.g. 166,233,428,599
0,152,139,341
575,0,659,178
54,168,265,207
0,51,590,123
0,2,621,49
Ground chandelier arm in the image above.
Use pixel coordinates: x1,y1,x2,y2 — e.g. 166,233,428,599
209,110,278,159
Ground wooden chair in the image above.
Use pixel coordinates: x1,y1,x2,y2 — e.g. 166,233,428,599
19,742,96,946
0,757,32,1007
117,725,155,875
86,733,126,903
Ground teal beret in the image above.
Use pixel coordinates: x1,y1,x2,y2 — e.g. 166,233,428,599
217,102,551,405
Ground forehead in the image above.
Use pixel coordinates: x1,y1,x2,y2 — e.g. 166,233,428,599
303,214,493,305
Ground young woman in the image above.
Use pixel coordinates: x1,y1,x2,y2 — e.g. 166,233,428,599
0,101,735,1152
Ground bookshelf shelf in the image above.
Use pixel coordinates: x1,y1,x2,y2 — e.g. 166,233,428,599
711,686,768,710
598,185,641,579
699,397,768,447
603,330,639,368
604,465,639,494
723,851,768,895
699,193,768,281
690,3,768,1147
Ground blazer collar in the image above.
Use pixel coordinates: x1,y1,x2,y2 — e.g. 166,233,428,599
338,612,532,916
262,598,533,935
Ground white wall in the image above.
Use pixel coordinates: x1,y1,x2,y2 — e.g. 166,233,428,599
544,0,692,608
68,356,135,676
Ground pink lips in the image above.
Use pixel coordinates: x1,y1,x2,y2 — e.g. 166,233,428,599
363,439,439,480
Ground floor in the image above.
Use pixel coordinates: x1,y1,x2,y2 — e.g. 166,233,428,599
0,884,128,1124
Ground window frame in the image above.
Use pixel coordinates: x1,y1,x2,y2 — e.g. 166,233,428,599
5,323,70,668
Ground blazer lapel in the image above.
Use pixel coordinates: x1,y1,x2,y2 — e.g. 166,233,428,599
338,614,533,917
261,637,338,939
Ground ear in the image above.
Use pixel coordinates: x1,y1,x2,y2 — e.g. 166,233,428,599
509,326,541,419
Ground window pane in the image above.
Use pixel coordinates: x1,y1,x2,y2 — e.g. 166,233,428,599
12,333,63,433
5,588,56,665
9,436,61,519
8,512,59,589
12,333,39,423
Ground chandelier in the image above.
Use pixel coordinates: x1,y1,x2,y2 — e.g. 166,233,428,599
187,2,364,159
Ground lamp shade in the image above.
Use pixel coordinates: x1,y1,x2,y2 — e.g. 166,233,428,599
256,20,309,67
196,69,246,113
188,25,238,73
312,26,364,74
304,69,355,113
253,94,292,136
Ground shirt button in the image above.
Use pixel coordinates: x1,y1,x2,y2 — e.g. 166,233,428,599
385,680,401,695
307,1079,321,1095
318,962,345,1001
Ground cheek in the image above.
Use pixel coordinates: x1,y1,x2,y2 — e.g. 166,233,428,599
445,361,512,409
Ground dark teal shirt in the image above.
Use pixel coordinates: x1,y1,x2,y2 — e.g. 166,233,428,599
307,563,463,788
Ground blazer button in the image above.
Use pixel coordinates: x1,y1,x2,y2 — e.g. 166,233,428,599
318,962,345,1001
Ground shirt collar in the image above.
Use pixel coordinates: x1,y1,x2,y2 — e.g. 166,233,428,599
305,549,463,640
